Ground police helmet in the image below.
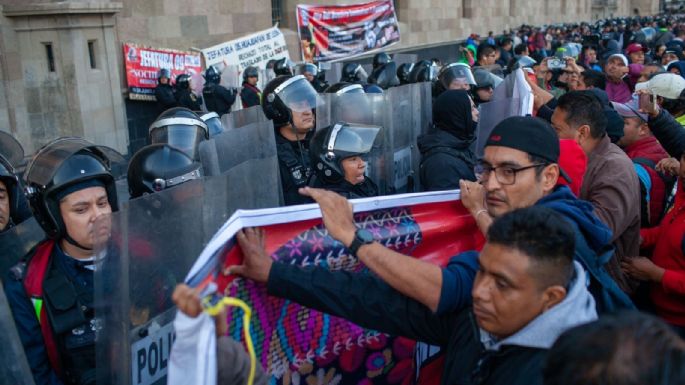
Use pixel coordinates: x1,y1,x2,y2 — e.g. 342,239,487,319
127,144,202,199
0,155,19,230
175,74,191,90
200,112,224,137
511,56,538,70
273,58,293,76
363,84,384,94
397,63,414,84
341,63,368,83
242,66,259,81
368,62,399,89
205,66,221,84
408,60,438,83
295,63,319,77
262,75,322,128
324,82,365,94
309,122,380,184
149,107,208,160
158,68,171,81
438,63,476,90
23,137,123,240
472,68,503,90
372,52,392,69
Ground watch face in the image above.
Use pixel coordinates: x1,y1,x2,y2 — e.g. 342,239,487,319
357,228,374,243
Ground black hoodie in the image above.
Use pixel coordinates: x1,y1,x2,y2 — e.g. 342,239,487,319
418,90,477,191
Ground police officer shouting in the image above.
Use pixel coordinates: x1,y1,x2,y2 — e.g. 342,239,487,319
5,138,122,385
202,66,237,116
262,75,321,205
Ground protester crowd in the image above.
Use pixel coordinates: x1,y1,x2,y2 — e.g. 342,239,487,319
2,11,685,385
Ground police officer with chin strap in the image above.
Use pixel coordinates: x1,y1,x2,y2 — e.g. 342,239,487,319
261,75,320,206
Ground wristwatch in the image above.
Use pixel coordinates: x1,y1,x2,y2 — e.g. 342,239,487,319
348,228,375,257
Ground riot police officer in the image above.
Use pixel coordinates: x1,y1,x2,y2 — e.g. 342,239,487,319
397,62,414,85
0,131,31,232
5,137,123,385
340,63,368,84
174,73,203,111
155,68,177,114
148,107,209,160
472,68,502,105
296,63,328,93
127,144,202,199
261,75,321,205
202,66,237,116
372,52,392,70
240,66,262,108
273,58,293,76
308,122,380,199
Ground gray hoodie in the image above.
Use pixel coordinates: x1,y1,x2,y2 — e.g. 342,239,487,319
480,261,598,351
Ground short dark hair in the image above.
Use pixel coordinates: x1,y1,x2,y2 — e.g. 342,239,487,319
499,37,513,47
477,44,497,61
556,91,608,139
544,312,685,385
487,206,575,289
514,43,529,56
580,70,607,90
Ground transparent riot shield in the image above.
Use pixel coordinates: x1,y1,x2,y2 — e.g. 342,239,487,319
219,65,241,90
0,283,35,385
198,119,283,206
95,156,282,385
325,62,344,85
475,98,522,157
220,105,268,131
0,130,25,166
0,217,45,277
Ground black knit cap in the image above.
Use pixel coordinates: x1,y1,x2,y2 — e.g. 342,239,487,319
485,116,571,182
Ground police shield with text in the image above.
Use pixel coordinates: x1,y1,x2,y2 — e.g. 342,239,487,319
202,66,237,116
4,137,123,385
262,75,322,205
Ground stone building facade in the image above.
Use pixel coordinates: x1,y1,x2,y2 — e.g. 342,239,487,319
0,0,661,155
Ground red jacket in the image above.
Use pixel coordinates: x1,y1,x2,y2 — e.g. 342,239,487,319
641,181,685,326
624,136,670,227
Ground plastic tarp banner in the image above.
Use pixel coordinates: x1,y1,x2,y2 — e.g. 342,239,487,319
171,190,484,385
123,42,202,101
296,0,401,62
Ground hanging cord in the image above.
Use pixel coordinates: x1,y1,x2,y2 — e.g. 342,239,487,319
202,294,256,385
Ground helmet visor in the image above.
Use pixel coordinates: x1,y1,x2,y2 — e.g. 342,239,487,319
149,125,206,160
439,64,476,89
201,113,225,137
329,123,381,155
295,63,318,76
0,131,24,167
275,75,324,113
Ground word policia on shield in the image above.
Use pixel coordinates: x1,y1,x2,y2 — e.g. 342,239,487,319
180,191,483,384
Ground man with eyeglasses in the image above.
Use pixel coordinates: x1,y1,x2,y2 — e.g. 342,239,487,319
612,98,671,228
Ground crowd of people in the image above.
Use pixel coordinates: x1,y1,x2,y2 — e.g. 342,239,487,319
2,11,685,385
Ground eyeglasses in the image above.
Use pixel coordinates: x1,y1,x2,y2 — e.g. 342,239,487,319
474,162,547,185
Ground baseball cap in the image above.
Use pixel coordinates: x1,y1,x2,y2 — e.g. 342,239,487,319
611,98,648,121
635,73,685,100
485,116,572,183
625,43,648,55
607,53,629,66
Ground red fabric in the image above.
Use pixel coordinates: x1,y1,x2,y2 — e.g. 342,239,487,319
640,182,685,326
557,139,587,197
625,136,670,227
22,240,62,377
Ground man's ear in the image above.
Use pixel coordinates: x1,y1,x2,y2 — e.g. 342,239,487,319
541,164,560,192
577,124,591,141
541,285,567,312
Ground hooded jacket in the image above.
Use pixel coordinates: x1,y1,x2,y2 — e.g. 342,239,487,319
418,90,476,191
267,255,597,385
641,180,685,327
624,136,671,227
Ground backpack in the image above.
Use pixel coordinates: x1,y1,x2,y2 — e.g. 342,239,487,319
632,157,676,226
567,221,636,314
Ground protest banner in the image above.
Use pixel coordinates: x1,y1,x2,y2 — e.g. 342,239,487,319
169,190,483,384
296,0,400,62
123,43,202,101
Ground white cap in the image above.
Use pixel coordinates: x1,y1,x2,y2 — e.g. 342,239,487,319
635,73,685,100
607,53,629,66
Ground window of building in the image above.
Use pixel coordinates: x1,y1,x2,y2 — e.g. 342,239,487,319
44,43,55,72
271,0,282,26
88,40,97,69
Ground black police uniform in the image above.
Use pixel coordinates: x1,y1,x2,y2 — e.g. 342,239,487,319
202,83,237,116
308,175,378,199
175,89,202,111
275,132,313,206
154,83,177,114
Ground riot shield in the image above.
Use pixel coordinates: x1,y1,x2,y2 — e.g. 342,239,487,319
475,98,522,157
219,64,241,90
198,119,283,206
0,217,45,277
0,283,35,385
0,130,25,167
220,105,268,131
325,62,344,85
95,153,281,385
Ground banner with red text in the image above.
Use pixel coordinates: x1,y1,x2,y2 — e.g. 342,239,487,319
123,42,202,101
296,0,400,62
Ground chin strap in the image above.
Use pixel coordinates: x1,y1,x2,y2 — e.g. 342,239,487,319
63,233,93,252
